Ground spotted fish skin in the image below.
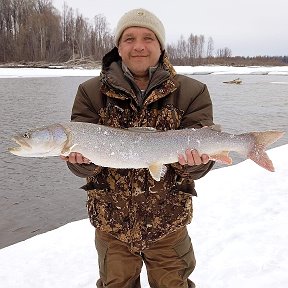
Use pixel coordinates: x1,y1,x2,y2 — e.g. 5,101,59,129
8,122,284,180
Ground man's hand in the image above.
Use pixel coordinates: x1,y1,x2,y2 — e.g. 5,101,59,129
61,150,208,166
60,152,91,164
178,149,210,166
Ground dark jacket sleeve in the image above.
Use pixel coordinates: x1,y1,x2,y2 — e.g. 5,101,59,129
66,77,104,178
67,162,102,178
71,77,102,124
171,77,215,180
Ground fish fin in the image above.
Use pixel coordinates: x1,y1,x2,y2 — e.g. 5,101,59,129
148,163,167,181
128,127,158,133
248,131,284,172
209,124,222,132
61,143,78,155
200,124,221,131
209,151,232,164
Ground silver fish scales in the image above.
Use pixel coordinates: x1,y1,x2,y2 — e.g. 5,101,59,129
8,122,284,181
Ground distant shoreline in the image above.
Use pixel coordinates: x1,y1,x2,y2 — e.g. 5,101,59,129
0,61,102,70
1,64,288,78
1,62,288,70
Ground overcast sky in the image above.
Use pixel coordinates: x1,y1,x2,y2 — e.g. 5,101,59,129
52,0,288,57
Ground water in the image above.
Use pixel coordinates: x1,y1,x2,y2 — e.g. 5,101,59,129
0,74,287,248
0,77,90,249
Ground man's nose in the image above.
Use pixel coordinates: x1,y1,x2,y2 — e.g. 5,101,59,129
133,40,145,51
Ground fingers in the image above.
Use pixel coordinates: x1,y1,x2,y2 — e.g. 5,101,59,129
178,149,210,166
186,149,202,166
200,154,210,165
178,154,187,166
60,152,91,164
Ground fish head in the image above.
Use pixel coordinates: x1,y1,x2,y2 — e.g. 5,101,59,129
8,124,68,157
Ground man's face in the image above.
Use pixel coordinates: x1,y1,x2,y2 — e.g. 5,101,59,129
118,27,162,77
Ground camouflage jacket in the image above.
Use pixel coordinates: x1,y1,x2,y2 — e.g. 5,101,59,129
67,47,214,252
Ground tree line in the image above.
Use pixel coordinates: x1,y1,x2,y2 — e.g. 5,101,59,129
0,0,114,63
0,0,287,66
166,35,233,65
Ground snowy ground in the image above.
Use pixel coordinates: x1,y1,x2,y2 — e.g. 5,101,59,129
0,144,287,288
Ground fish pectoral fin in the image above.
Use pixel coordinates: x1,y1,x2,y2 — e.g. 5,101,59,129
208,124,222,132
148,162,167,181
61,144,78,156
209,151,232,164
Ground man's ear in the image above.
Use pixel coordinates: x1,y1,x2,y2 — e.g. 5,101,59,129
118,47,122,57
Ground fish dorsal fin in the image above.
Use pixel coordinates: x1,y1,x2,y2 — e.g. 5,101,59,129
127,127,158,133
148,162,167,181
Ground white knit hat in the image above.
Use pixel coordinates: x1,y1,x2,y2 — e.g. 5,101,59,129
115,8,165,49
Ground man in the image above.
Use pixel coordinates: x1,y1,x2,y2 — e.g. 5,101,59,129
62,8,214,288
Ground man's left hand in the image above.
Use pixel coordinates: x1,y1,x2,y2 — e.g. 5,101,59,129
178,149,210,166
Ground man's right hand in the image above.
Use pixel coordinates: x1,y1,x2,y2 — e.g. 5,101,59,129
60,153,91,164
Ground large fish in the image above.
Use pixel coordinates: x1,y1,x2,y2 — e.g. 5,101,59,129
8,122,284,181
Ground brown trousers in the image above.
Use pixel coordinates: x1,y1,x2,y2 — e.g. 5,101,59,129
95,227,196,288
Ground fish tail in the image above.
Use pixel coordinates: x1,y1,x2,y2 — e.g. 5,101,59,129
248,131,284,172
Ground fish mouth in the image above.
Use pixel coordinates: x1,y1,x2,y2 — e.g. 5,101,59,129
8,136,32,153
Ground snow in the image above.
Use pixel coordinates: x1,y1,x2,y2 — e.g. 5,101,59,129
174,65,288,76
0,67,100,78
0,65,288,78
0,144,287,287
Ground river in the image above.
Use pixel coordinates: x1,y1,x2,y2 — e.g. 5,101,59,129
0,74,287,248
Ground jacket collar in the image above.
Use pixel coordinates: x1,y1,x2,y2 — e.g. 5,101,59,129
121,62,159,82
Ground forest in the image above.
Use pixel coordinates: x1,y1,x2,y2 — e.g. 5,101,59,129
1,0,287,67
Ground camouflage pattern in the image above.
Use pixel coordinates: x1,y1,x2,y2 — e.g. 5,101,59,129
69,48,214,252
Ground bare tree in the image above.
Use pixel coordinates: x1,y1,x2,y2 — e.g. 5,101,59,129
75,13,87,58
92,14,113,59
206,36,214,58
177,35,188,64
187,34,196,64
196,34,205,59
217,47,232,58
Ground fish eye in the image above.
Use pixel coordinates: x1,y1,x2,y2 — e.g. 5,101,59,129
23,132,30,138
